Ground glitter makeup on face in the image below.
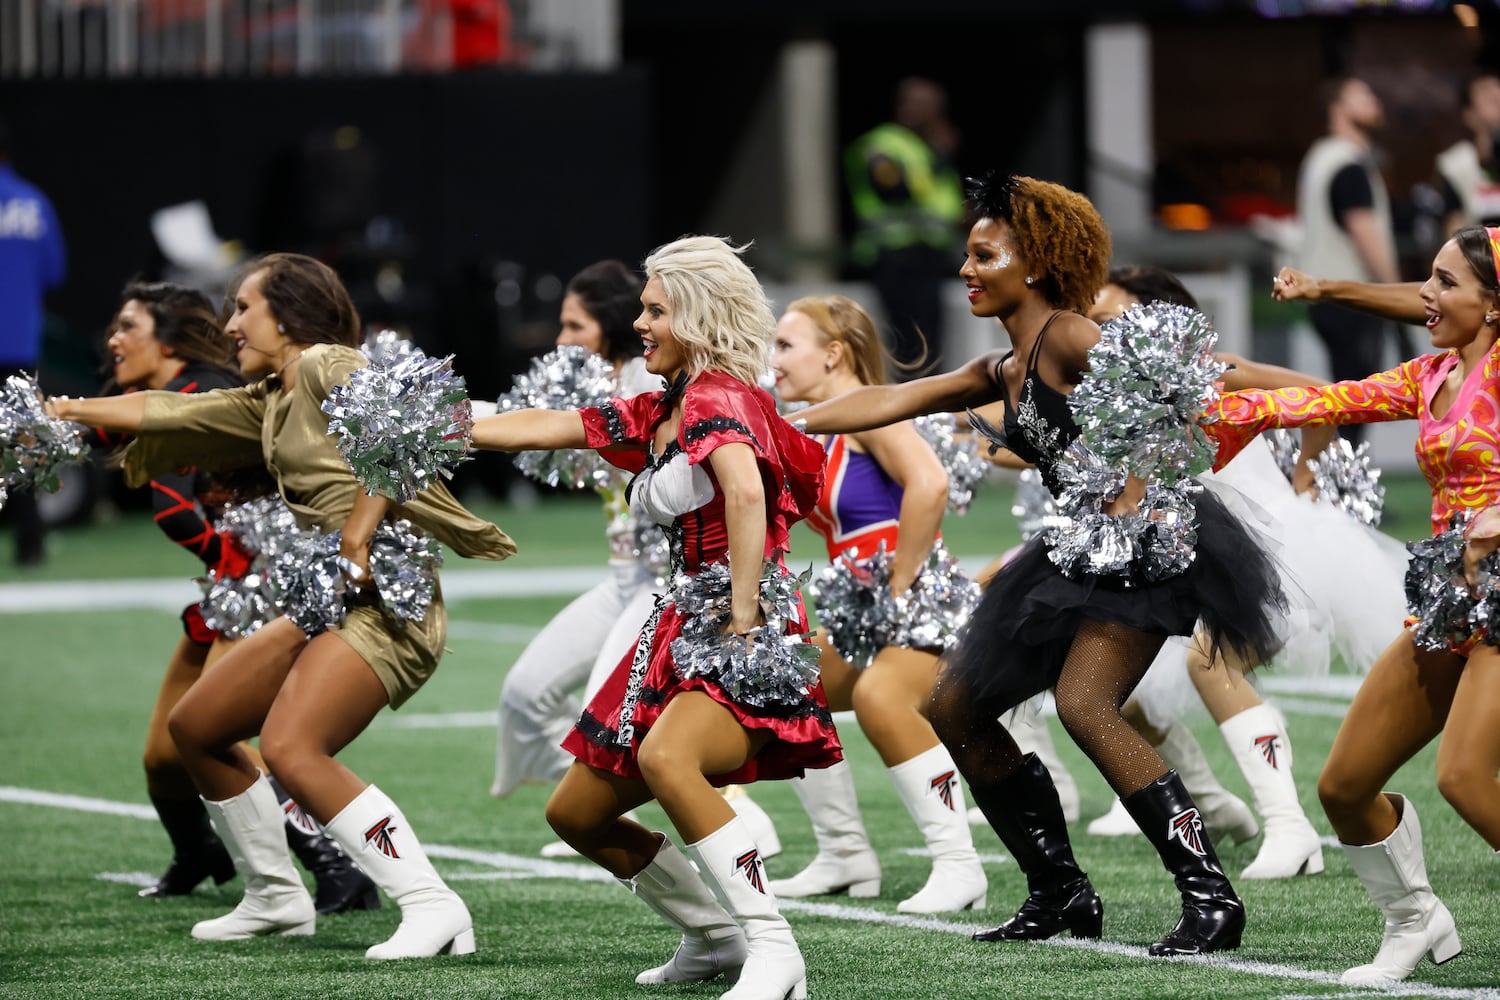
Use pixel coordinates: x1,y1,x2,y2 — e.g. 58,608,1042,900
978,246,1013,271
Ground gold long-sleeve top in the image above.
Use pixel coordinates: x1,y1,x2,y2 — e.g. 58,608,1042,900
122,343,515,561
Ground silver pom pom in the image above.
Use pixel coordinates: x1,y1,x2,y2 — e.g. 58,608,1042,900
498,345,627,492
198,494,302,639
1405,518,1478,652
1043,441,1200,584
368,518,442,628
1308,438,1385,528
1012,468,1066,542
323,350,473,504
813,542,980,667
668,561,821,709
362,329,422,367
1265,429,1299,482
268,526,347,637
912,413,986,516
1070,303,1226,480
0,373,89,498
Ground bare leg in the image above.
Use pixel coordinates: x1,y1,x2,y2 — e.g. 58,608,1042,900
545,762,661,877
852,645,942,766
636,691,768,844
144,636,212,800
1187,636,1263,722
1319,632,1460,846
167,619,307,801
811,631,859,713
1435,644,1500,848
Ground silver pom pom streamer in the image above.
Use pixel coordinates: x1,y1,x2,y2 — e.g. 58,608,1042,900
1265,429,1299,482
368,518,442,628
1012,468,1066,542
268,526,346,637
1070,303,1226,480
323,350,473,504
0,373,89,498
362,329,422,367
498,345,626,492
813,542,980,667
1405,518,1480,652
198,494,302,639
913,413,986,516
1308,438,1385,528
1043,441,1200,584
669,561,821,710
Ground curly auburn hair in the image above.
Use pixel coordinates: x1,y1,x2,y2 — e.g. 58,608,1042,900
967,173,1112,314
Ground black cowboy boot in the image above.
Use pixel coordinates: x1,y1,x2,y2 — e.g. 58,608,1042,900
268,776,381,915
1123,771,1245,956
969,754,1103,942
139,795,236,897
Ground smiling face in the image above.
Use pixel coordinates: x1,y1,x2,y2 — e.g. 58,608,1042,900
107,300,181,390
1087,283,1140,326
959,218,1029,317
771,310,836,404
555,293,606,357
635,276,686,379
224,269,283,377
1419,239,1499,351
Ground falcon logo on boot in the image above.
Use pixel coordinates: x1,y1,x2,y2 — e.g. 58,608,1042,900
1168,808,1207,857
930,770,957,811
364,816,401,860
734,849,765,893
1253,733,1280,770
282,800,320,836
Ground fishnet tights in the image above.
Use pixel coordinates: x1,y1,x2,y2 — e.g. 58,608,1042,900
930,618,1171,798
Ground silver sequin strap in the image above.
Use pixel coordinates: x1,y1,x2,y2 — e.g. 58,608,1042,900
616,596,667,748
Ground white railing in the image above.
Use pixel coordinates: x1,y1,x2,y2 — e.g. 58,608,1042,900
0,0,622,78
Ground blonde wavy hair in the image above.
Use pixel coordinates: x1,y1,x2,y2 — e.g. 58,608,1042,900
644,236,776,387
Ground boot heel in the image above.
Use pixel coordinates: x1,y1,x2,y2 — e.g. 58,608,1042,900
441,928,477,956
1299,850,1325,876
847,878,881,898
788,976,808,999
965,893,987,911
279,918,317,937
1429,921,1461,966
354,885,382,911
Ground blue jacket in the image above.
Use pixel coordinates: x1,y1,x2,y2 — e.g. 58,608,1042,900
0,164,66,367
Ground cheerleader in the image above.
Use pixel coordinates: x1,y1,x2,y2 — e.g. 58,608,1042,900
766,294,986,913
470,236,836,1000
1084,266,1406,881
50,254,514,958
792,175,1288,957
100,280,376,913
1210,227,1500,984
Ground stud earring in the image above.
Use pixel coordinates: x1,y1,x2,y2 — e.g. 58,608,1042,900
278,323,286,333
825,360,834,372
1025,276,1034,286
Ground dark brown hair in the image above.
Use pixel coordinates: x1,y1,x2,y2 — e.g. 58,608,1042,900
104,280,242,391
566,259,645,364
1105,265,1200,310
1454,225,1500,293
235,252,361,348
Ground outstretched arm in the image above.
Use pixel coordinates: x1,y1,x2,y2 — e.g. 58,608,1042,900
471,409,588,452
795,353,1004,434
1218,352,1336,491
49,393,148,433
1272,266,1427,325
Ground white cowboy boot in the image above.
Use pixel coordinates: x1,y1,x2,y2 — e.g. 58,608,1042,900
621,835,747,985
191,772,316,941
324,785,474,959
1340,794,1461,986
1220,706,1324,879
768,761,881,899
1157,721,1258,845
687,818,807,1000
726,786,782,859
889,745,987,913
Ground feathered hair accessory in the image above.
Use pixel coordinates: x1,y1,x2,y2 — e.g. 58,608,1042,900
965,171,1019,222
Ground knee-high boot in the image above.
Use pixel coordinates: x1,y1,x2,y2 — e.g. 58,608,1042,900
139,794,236,898
191,773,316,941
888,745,987,913
323,785,475,959
767,760,881,899
687,817,807,1000
1339,793,1461,986
1219,706,1323,879
619,835,747,985
1122,771,1244,956
266,775,381,914
969,754,1102,942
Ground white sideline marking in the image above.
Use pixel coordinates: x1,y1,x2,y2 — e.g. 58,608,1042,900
895,846,1010,866
445,620,542,643
8,784,1496,998
373,711,498,730
97,872,157,887
1256,675,1365,699
1264,697,1351,720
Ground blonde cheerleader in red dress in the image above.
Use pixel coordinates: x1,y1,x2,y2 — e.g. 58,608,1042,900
1210,224,1500,985
470,236,836,1000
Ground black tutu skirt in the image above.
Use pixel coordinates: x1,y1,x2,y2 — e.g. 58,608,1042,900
950,489,1288,705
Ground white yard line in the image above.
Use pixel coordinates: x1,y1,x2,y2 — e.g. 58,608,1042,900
3,784,1495,998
